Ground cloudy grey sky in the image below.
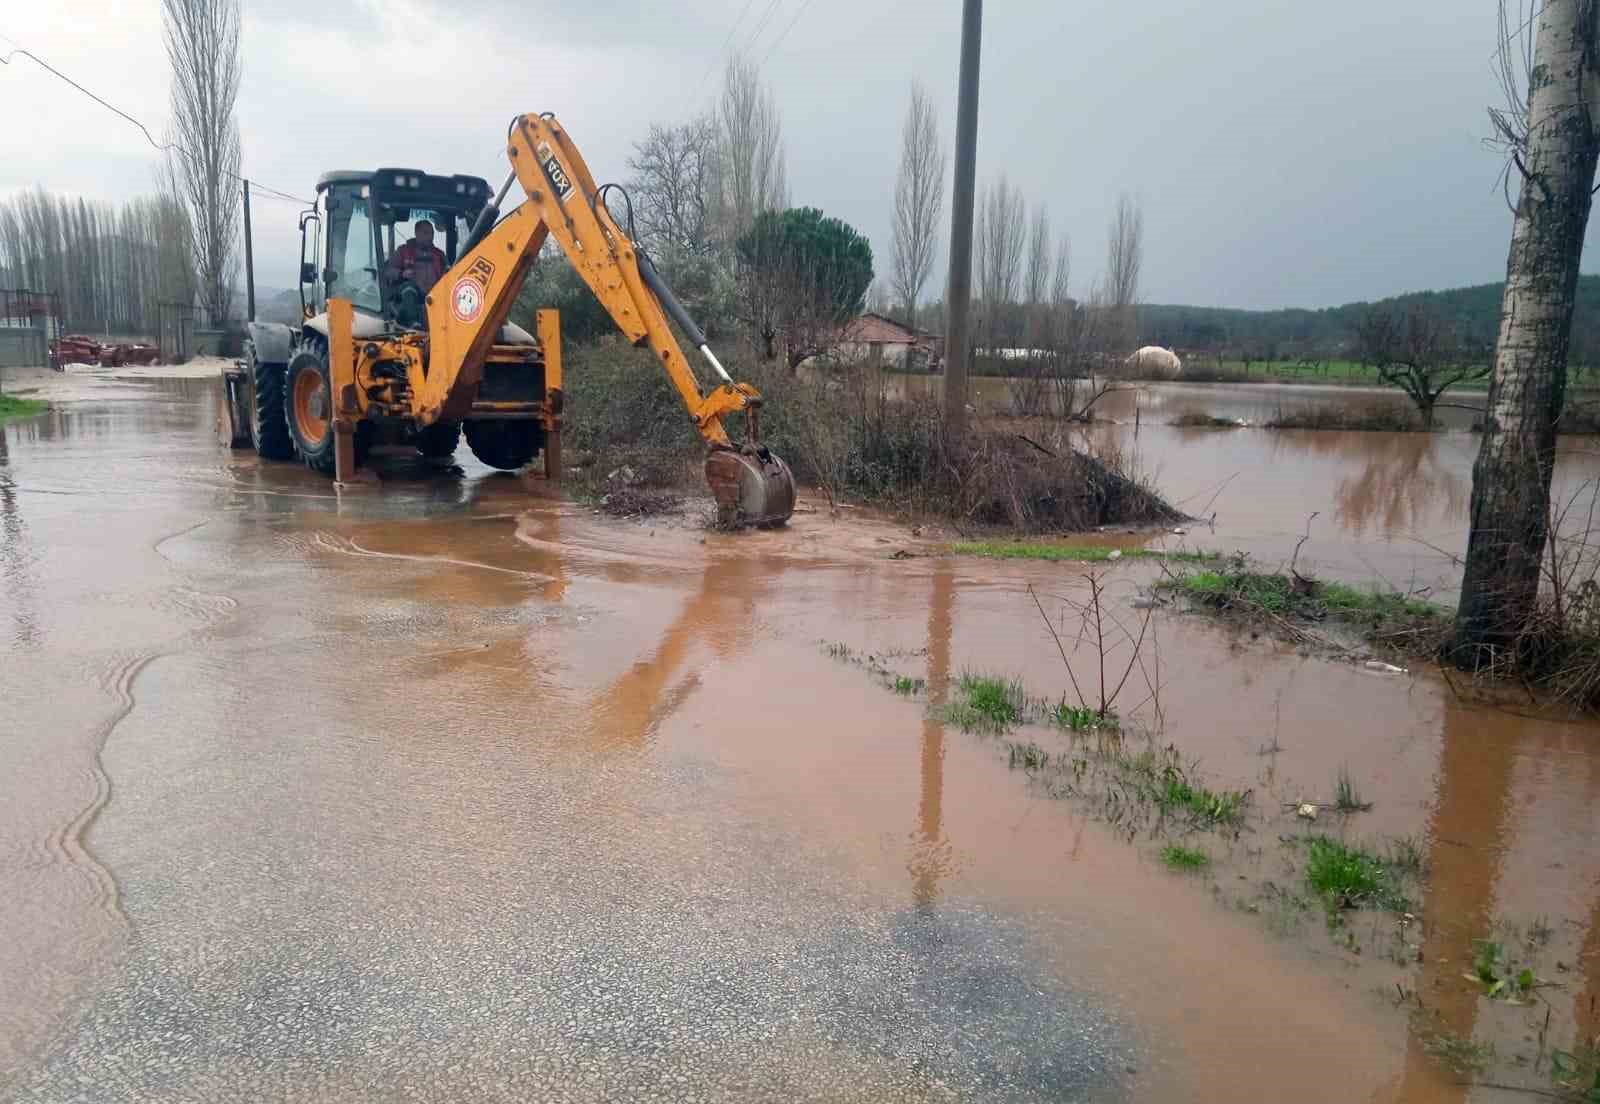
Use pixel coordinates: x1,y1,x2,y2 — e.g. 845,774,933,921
2,0,1582,310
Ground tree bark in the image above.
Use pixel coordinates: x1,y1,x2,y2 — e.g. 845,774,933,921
1455,0,1600,658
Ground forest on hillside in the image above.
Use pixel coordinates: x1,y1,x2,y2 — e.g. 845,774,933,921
1137,276,1600,365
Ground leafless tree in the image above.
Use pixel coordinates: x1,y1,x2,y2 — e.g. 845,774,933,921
1049,232,1072,347
715,55,787,247
627,116,717,255
890,81,946,332
975,176,1025,352
1104,193,1143,352
1023,204,1052,345
0,188,194,333
1456,0,1600,657
1356,305,1489,428
163,0,241,327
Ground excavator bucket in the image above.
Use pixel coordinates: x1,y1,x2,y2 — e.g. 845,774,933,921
705,447,796,529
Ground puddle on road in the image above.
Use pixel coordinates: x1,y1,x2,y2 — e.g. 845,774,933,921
3,380,1600,1102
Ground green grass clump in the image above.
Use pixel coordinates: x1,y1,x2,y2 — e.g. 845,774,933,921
1161,844,1211,870
1422,1031,1494,1075
0,395,47,422
943,672,1029,733
1333,766,1372,812
1007,741,1051,770
1162,563,1449,657
1151,767,1248,825
892,675,925,696
1172,569,1438,620
1304,837,1409,911
951,541,1216,564
1385,835,1427,876
1051,702,1112,732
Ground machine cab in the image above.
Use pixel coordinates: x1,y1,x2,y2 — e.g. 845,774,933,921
300,169,492,331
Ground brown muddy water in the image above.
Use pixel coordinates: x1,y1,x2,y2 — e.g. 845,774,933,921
2,377,1599,1102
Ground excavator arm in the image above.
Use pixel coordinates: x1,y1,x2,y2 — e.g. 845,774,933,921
421,113,795,527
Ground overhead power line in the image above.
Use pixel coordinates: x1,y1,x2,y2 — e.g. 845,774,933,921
0,40,312,206
760,0,817,65
713,0,760,62
742,0,786,55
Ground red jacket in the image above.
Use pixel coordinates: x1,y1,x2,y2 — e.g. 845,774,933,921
387,239,447,291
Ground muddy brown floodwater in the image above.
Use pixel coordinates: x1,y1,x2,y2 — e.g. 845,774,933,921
2,376,1599,1102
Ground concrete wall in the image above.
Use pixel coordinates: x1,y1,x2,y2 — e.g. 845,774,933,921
0,327,46,369
836,339,912,368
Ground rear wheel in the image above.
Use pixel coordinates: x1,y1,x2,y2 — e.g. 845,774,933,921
415,420,462,459
465,420,544,471
285,345,336,474
248,342,294,460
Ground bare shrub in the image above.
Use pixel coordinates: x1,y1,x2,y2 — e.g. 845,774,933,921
561,342,1181,531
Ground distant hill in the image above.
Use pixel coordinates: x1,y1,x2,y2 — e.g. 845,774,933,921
254,287,303,326
1140,275,1600,361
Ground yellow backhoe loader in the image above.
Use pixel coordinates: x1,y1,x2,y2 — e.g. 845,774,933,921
221,113,795,527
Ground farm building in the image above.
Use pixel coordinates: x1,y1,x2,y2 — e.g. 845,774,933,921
835,312,942,371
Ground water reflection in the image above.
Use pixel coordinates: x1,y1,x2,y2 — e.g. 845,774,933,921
586,552,781,750
1392,702,1523,1102
911,563,956,911
1266,432,1470,539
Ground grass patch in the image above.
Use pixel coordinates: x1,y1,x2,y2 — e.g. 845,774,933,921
944,672,1029,732
0,395,47,422
1051,702,1109,732
1386,835,1427,877
1304,837,1409,911
1334,766,1372,812
952,540,1216,564
892,675,925,696
1161,843,1211,870
1471,939,1541,1003
1551,1042,1600,1099
1152,768,1249,826
1421,1030,1494,1075
1162,562,1449,658
1007,741,1052,770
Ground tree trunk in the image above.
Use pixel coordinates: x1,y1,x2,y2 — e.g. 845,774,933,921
1455,0,1600,659
1417,395,1436,431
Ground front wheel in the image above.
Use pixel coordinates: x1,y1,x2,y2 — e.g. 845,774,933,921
248,342,294,460
465,420,544,471
285,348,337,474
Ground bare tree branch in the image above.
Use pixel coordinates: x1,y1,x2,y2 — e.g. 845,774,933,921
890,81,946,332
1105,193,1143,353
162,0,241,326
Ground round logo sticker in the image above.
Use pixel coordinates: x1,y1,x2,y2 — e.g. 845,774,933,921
451,277,484,323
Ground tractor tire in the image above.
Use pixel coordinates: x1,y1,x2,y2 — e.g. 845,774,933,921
465,420,544,471
284,340,337,475
247,342,294,460
415,420,462,459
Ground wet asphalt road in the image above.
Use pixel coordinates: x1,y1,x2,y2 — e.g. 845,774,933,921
0,384,1134,1102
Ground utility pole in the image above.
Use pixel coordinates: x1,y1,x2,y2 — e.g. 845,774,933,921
242,179,256,323
942,0,982,438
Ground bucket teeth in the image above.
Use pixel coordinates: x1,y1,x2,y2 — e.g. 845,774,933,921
705,447,796,529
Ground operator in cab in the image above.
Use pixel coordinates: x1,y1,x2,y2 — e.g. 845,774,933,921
384,218,447,292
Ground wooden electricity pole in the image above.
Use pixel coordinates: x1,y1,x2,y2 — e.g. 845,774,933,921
942,0,982,438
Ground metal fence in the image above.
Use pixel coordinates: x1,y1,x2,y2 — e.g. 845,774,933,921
1,289,61,340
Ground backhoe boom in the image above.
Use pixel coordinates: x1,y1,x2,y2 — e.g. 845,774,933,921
424,113,794,526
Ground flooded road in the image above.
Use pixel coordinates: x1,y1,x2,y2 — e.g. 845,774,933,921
3,379,1600,1102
